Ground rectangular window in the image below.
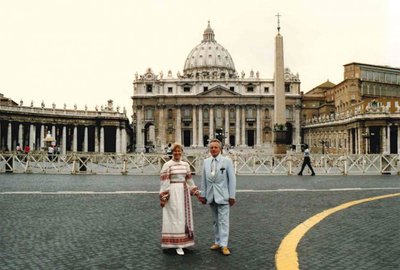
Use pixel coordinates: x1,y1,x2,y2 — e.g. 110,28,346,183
168,87,173,93
264,87,269,93
247,87,254,92
285,83,290,93
146,84,152,92
183,87,191,92
203,86,208,92
184,108,190,117
230,86,235,91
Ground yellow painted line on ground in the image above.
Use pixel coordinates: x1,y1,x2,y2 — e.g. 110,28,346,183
275,192,400,270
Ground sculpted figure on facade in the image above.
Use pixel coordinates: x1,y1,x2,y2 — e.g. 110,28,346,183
20,99,23,106
31,100,34,107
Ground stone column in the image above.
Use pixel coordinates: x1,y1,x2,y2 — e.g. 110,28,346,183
136,108,145,152
381,126,386,154
94,127,99,153
294,107,301,151
18,123,23,148
30,124,35,150
84,126,88,152
256,105,261,146
52,125,56,147
357,127,362,154
241,105,246,146
198,106,203,147
62,126,67,155
235,106,240,146
386,125,391,154
121,128,127,153
209,107,214,140
158,106,166,148
224,106,229,146
100,126,105,153
192,105,197,147
52,126,56,140
365,127,369,154
73,126,77,152
175,106,181,143
115,127,121,153
40,125,45,150
7,122,12,151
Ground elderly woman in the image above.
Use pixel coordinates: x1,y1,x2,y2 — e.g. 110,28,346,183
159,143,200,255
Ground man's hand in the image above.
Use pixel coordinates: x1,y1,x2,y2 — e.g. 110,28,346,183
198,196,207,205
228,198,236,206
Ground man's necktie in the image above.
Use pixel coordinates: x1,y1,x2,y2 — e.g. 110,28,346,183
211,158,216,176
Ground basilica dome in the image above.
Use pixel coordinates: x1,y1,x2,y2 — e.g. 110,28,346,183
183,22,236,78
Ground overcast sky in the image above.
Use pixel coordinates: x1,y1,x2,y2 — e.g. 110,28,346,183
1,0,399,115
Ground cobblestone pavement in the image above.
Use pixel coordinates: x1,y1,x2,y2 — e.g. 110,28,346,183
0,174,399,270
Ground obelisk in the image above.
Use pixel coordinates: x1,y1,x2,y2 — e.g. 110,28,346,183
273,13,287,154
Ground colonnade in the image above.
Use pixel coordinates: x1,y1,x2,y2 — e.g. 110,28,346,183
304,124,400,154
0,121,127,154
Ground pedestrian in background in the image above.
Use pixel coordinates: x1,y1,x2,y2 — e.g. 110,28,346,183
298,144,316,176
199,139,236,256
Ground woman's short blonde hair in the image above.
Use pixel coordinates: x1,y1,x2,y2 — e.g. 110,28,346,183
171,142,183,152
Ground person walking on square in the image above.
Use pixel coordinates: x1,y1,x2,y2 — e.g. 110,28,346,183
199,139,236,256
298,144,316,176
159,143,200,256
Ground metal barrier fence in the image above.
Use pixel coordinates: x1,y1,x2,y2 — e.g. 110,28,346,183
1,152,399,175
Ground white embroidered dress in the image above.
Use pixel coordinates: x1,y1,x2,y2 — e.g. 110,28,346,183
160,159,198,248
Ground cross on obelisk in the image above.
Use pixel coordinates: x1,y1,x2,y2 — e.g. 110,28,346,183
276,13,281,33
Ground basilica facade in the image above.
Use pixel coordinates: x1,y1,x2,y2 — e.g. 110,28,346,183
132,22,301,152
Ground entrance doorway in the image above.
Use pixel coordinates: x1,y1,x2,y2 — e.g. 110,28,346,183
183,130,191,147
369,127,380,154
247,130,255,147
390,126,398,154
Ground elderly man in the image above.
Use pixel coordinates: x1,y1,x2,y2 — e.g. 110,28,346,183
199,139,236,256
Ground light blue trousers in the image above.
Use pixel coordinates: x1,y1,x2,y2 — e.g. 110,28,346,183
210,203,230,247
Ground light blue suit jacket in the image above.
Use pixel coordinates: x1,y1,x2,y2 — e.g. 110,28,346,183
201,154,236,205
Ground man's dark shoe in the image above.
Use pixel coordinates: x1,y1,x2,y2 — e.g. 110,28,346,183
311,173,316,176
